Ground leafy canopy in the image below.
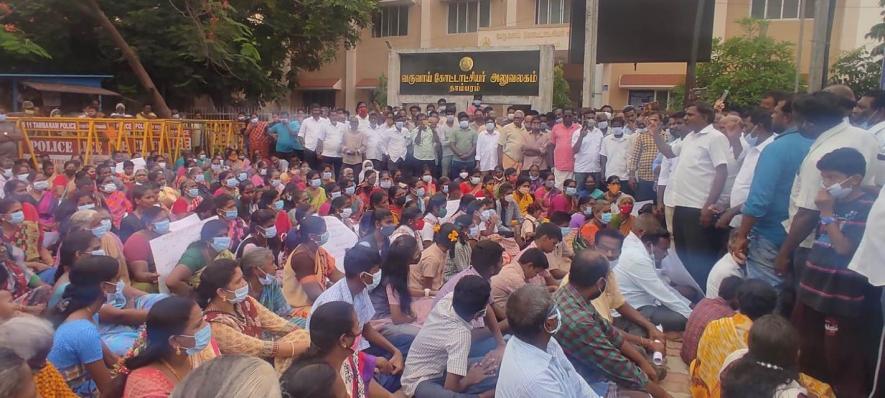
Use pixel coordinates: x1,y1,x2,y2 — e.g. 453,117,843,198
829,47,883,96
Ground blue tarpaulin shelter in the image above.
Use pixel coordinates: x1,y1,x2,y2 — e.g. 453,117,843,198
0,74,118,112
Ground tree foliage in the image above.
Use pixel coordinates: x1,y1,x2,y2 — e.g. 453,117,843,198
694,18,798,109
0,0,375,107
829,47,883,96
553,63,572,109
867,0,885,56
0,2,49,59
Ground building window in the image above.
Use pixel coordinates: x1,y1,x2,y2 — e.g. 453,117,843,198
536,0,570,24
448,0,491,34
750,0,815,19
372,5,409,37
628,90,671,109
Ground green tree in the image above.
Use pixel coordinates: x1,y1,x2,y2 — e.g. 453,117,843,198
0,2,49,59
829,48,883,96
552,63,571,109
693,18,798,109
867,0,885,56
371,74,388,109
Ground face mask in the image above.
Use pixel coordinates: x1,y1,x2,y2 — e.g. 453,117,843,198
182,324,212,356
457,120,469,129
485,122,495,131
4,209,24,225
362,269,382,290
620,204,634,215
78,203,96,211
380,180,392,189
258,168,267,176
273,200,285,211
544,307,562,334
545,180,555,188
225,178,238,188
237,172,248,181
1,169,10,178
598,121,609,130
194,174,206,183
92,248,106,256
258,269,277,286
33,180,49,191
226,284,249,303
612,127,625,137
345,186,356,196
211,164,222,172
341,207,353,218
380,225,396,237
560,227,571,237
184,187,199,198
415,188,425,197
744,133,759,147
310,178,322,188
224,208,238,220
469,225,480,238
441,185,449,194
529,175,539,181
158,162,167,169
395,121,404,129
153,219,171,234
600,212,613,224
824,177,854,200
322,171,333,180
583,207,593,216
312,231,329,245
211,236,231,252
421,174,433,183
101,183,117,193
105,280,125,309
609,185,621,195
481,209,495,221
16,173,29,182
92,219,112,238
331,191,342,199
565,187,577,196
262,225,277,238
470,177,481,185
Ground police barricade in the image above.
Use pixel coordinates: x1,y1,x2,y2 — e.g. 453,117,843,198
13,118,242,167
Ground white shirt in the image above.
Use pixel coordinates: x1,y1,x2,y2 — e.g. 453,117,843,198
476,129,501,171
718,137,745,208
657,137,681,188
613,233,693,318
706,253,745,299
668,124,734,209
306,278,375,351
319,121,346,157
360,125,384,161
867,120,885,186
600,133,631,180
787,121,879,248
571,128,604,173
496,337,599,398
728,134,774,227
383,125,409,162
848,184,885,286
298,116,328,151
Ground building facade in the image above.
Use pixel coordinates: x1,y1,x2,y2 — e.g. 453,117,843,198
292,0,880,112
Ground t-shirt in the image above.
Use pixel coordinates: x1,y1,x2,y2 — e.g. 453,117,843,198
706,253,745,299
48,319,104,396
178,244,209,273
123,231,155,271
270,121,301,152
409,244,446,292
550,123,580,171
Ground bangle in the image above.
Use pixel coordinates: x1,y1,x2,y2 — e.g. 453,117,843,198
271,342,279,357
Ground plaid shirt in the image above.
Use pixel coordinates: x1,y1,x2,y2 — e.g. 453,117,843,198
627,131,659,182
553,284,649,389
679,297,734,364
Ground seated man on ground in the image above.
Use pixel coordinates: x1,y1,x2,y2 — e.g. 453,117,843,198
706,230,746,299
489,248,549,320
681,276,742,364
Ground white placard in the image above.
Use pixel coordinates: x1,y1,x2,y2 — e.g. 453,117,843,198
115,157,146,173
321,216,358,273
151,216,218,293
445,200,460,221
170,213,201,232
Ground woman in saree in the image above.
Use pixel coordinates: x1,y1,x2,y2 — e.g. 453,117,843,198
283,216,343,319
164,220,235,297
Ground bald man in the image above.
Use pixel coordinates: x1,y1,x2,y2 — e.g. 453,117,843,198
499,110,527,172
823,84,857,118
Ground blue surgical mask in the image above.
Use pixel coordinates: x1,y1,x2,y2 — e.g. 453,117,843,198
187,188,200,197
153,219,171,234
33,180,49,191
416,188,425,197
227,284,249,304
322,172,333,180
744,133,759,147
91,249,107,257
601,212,613,224
273,200,285,211
824,177,854,200
6,210,24,225
211,236,231,252
78,203,96,211
237,172,248,181
345,186,355,196
226,178,238,188
597,121,609,130
92,219,112,238
315,231,330,245
195,174,205,183
459,120,469,129
380,225,396,237
224,208,238,220
362,269,382,290
565,187,577,196
310,178,322,188
612,127,625,137
560,227,571,237
331,191,342,199
395,121,404,129
262,225,277,239
583,207,593,216
183,324,212,356
258,270,277,286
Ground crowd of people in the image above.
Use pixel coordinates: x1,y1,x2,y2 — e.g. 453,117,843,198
0,87,883,398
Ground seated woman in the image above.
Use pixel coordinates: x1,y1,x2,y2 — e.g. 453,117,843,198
1,197,54,278
48,230,102,309
118,185,158,243
443,214,476,280
603,175,634,214
213,193,247,249
358,208,395,259
235,209,280,260
371,236,432,347
171,178,204,217
197,259,310,373
610,195,636,236
408,223,458,297
390,206,423,250
96,175,131,229
511,176,534,219
164,220,234,297
720,315,834,398
240,248,304,328
283,216,343,319
169,355,282,398
0,315,77,398
0,242,51,314
420,193,448,247
280,359,345,398
122,296,216,398
328,196,356,233
70,209,129,285
287,301,392,398
122,206,170,293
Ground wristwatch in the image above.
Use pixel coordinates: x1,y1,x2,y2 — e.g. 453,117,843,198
820,215,836,225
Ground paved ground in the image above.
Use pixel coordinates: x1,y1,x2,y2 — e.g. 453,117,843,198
661,334,691,398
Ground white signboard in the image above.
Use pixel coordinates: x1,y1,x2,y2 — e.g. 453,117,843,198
321,216,359,273
151,216,218,293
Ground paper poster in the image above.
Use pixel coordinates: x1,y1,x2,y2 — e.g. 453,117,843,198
151,216,218,293
441,200,461,223
114,157,146,173
170,213,201,232
321,216,359,273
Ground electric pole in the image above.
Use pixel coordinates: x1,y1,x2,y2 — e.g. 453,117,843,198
581,0,598,108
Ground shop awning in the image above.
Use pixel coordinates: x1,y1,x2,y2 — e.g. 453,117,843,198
21,81,120,96
618,74,684,89
378,0,415,5
355,78,379,90
295,78,342,91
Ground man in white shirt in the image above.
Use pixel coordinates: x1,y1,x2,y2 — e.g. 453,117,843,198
572,119,604,191
355,101,371,128
653,102,733,291
656,112,686,234
717,108,776,229
614,214,693,331
775,91,879,278
862,91,885,187
362,113,385,170
317,109,346,177
497,284,599,398
384,114,409,173
476,117,501,172
297,104,328,170
600,116,631,186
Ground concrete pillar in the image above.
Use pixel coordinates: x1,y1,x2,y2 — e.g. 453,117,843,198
506,0,518,27
581,0,598,108
420,0,432,48
345,49,357,111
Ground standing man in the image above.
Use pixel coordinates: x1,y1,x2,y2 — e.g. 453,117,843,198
600,116,631,192
449,112,478,177
355,101,371,128
498,110,527,173
384,114,410,173
437,109,457,178
476,117,501,174
627,112,661,202
317,109,346,177
656,112,686,232
520,116,550,176
862,90,885,187
268,111,302,161
653,103,733,290
410,113,439,175
571,117,604,190
362,112,385,170
298,104,327,170
717,108,775,230
550,109,580,188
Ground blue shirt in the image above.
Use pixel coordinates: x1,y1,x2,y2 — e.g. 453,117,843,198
741,129,813,245
271,120,302,152
48,319,104,396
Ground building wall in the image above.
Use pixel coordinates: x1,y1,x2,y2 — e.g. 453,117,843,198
294,0,880,111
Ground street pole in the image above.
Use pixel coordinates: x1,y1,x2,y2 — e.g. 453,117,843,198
808,0,834,92
581,0,598,108
684,0,706,107
794,0,806,93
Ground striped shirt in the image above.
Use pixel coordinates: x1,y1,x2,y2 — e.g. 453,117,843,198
627,131,659,182
400,293,473,396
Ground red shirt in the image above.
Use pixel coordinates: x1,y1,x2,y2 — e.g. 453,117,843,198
550,123,580,171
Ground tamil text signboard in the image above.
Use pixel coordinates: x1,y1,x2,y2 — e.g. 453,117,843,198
399,50,540,96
